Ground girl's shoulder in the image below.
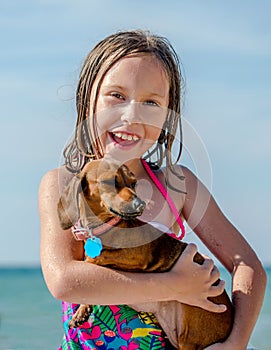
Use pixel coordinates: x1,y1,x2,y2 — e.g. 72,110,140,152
158,163,195,192
157,164,202,213
39,166,74,199
38,167,76,223
168,164,203,189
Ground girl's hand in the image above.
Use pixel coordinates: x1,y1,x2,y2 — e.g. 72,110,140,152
163,243,227,313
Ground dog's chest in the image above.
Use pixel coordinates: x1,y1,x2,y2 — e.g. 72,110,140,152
87,221,185,272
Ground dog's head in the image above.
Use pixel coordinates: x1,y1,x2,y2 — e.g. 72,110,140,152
57,160,146,230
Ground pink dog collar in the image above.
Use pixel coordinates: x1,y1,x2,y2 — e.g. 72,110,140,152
71,217,122,241
71,217,122,258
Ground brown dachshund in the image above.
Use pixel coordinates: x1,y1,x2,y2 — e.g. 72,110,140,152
57,159,233,350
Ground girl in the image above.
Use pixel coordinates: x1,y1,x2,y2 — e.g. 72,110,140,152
39,30,266,350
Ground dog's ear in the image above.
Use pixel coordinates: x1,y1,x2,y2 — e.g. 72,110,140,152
120,165,137,187
57,176,81,230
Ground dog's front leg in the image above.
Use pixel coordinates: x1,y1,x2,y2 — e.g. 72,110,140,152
69,304,93,328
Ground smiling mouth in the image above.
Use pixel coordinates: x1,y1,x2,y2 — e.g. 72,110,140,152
110,132,140,146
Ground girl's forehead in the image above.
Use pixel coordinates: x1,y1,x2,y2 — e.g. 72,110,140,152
105,54,168,79
101,54,169,93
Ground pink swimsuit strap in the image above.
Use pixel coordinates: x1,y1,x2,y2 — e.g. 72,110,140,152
141,159,185,240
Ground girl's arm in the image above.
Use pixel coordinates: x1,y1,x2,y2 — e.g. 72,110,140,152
181,166,267,350
39,168,225,311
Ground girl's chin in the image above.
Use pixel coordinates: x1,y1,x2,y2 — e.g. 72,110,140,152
105,142,141,160
104,140,151,162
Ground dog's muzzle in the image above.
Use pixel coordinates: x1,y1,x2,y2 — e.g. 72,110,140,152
110,197,146,219
131,197,146,213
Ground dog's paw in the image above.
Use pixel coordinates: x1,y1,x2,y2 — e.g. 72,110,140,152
68,305,92,328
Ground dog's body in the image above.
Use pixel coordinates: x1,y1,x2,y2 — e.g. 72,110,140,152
58,160,233,350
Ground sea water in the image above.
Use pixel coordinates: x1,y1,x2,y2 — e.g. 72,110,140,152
0,266,270,350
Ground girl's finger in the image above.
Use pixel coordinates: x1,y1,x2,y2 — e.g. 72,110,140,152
210,265,221,282
181,243,198,261
209,280,226,297
202,258,215,271
203,299,227,313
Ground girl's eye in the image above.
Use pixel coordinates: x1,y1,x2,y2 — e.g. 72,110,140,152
144,100,159,107
110,92,124,100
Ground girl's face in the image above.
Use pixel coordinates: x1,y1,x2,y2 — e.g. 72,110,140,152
91,54,169,162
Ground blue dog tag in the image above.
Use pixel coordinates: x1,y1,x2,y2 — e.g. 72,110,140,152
84,236,103,258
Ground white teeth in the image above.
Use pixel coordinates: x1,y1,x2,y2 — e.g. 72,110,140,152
113,132,139,142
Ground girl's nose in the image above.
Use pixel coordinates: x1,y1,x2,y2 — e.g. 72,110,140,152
120,102,141,124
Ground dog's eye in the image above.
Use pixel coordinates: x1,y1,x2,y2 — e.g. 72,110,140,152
100,179,116,186
131,181,137,189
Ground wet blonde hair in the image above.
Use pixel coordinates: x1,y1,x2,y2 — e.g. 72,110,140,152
64,30,185,186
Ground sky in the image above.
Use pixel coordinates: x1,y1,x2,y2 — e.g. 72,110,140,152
0,0,270,266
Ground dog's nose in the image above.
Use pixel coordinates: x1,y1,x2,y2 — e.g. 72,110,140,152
132,197,146,213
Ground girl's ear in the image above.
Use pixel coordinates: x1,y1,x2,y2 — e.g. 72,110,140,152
57,176,81,230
